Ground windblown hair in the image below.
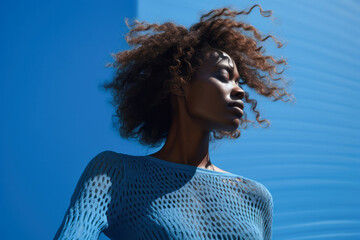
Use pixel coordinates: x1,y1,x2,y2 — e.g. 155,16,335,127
101,4,295,148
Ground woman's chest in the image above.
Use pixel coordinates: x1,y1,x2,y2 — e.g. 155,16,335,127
105,176,266,240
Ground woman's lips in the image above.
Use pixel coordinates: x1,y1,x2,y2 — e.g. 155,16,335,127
229,106,243,118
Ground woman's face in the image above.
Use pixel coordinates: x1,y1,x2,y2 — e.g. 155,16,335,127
184,50,245,132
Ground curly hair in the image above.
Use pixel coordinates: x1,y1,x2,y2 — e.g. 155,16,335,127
100,4,295,148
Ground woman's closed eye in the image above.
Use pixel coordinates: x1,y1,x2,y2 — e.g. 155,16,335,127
215,69,230,81
215,72,242,86
216,74,229,81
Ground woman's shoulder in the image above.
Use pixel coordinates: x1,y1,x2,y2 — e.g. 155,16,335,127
241,176,273,204
86,150,145,172
90,150,130,164
81,150,129,177
94,150,141,160
92,150,121,160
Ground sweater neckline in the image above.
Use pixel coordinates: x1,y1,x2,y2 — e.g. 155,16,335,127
144,155,245,178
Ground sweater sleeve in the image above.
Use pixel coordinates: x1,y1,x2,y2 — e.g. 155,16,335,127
53,151,120,240
263,194,274,240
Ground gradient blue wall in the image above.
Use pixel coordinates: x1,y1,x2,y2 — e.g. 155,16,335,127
1,0,359,239
0,0,137,239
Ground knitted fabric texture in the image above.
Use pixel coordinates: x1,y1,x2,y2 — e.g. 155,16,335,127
54,151,273,240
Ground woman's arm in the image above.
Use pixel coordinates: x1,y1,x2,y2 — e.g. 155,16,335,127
53,151,119,240
262,193,274,240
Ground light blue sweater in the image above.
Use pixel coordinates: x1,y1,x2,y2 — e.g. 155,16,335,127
54,151,273,240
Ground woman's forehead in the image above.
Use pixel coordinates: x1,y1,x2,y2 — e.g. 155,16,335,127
206,50,234,68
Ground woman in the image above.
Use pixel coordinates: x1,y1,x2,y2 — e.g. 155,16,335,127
54,4,294,240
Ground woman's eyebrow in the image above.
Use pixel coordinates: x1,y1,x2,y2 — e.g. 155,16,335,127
213,64,235,78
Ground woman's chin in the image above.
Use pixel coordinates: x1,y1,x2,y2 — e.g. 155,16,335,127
219,117,241,132
229,120,240,131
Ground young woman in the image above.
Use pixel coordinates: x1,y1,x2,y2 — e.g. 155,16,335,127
54,4,294,240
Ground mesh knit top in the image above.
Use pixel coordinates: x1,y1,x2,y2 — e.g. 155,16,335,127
54,151,273,240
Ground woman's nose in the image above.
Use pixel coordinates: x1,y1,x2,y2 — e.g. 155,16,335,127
232,85,245,100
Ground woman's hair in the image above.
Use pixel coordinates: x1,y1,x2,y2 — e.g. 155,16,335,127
101,4,295,148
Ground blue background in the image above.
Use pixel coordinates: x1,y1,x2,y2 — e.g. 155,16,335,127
1,0,359,239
